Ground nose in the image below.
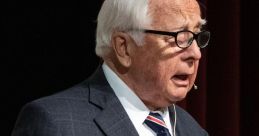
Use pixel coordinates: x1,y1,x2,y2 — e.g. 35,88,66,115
181,40,202,61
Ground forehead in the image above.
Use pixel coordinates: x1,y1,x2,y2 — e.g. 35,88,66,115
148,0,202,30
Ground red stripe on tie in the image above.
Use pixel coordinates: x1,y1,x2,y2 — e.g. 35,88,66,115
146,115,167,128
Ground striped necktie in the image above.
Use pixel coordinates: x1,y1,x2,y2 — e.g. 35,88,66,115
144,112,171,136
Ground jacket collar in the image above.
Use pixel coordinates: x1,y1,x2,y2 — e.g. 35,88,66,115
87,66,139,136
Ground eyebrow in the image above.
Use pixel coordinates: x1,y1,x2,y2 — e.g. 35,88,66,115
175,19,207,31
196,19,207,29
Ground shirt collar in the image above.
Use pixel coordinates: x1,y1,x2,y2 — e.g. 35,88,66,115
102,63,172,134
102,63,149,127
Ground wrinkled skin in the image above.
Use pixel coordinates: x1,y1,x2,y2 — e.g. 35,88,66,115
108,0,204,110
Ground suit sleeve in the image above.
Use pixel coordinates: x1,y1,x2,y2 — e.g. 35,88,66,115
11,102,61,136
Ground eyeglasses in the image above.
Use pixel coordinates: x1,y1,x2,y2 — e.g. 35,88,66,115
143,29,210,49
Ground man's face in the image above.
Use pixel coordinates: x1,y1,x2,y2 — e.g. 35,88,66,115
127,0,203,109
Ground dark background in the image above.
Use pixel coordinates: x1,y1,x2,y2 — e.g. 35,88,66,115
3,0,259,136
240,0,259,135
4,1,103,135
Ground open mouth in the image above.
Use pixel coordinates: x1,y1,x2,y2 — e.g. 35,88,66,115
173,75,188,81
171,74,189,86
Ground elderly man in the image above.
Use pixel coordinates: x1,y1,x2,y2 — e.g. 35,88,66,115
12,0,210,136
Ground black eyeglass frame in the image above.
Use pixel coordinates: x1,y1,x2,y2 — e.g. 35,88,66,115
143,29,210,49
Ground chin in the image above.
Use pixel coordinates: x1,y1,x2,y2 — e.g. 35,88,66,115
168,87,189,102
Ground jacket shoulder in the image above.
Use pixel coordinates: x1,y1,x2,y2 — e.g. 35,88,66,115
12,81,103,136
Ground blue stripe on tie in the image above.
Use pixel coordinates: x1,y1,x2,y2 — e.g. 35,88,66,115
144,112,171,136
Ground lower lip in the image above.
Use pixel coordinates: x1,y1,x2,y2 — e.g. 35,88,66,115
171,77,189,87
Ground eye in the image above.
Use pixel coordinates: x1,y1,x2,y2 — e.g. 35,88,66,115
165,36,176,43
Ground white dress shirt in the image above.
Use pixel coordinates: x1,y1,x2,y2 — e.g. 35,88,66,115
102,63,173,136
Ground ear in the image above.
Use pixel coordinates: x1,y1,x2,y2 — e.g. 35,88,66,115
111,31,134,67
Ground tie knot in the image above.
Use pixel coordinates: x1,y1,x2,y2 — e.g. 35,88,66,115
144,112,171,136
147,112,167,127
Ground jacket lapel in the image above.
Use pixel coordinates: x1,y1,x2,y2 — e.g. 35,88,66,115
88,67,139,136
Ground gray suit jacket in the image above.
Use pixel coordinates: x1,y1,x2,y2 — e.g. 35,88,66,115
12,67,208,136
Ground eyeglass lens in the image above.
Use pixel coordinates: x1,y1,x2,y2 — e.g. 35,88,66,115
177,31,210,48
176,32,193,48
197,31,210,48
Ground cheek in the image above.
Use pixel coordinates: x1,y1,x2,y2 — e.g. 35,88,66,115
131,41,179,88
160,59,178,75
153,60,178,86
138,59,175,88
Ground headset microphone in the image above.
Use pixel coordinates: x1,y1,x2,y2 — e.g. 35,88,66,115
193,84,198,90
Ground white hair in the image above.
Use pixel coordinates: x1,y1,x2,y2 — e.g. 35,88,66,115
95,0,151,58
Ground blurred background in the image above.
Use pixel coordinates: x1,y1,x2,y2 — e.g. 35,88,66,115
3,0,259,135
